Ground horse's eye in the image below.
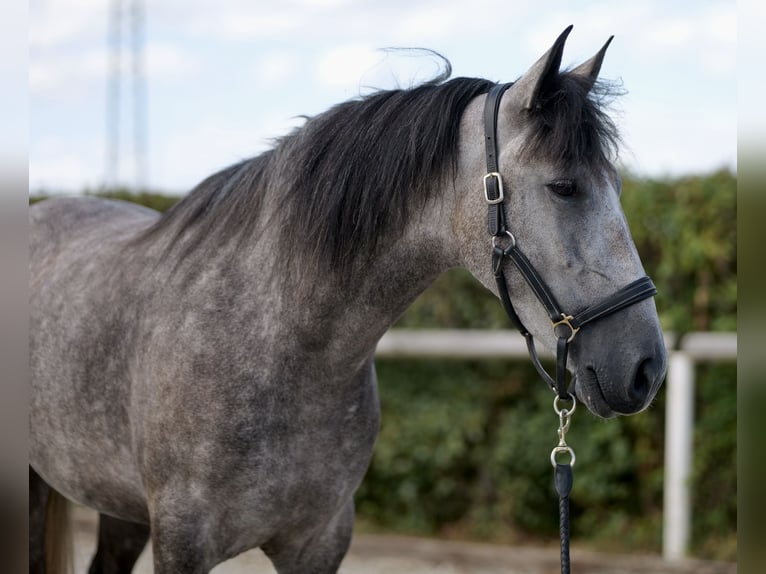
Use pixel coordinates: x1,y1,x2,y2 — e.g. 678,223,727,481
546,180,577,197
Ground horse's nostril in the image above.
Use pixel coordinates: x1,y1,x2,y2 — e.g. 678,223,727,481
630,357,661,404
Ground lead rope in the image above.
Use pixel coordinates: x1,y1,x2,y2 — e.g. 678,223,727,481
553,334,575,574
552,392,576,574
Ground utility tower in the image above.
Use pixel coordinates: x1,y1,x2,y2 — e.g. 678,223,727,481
105,0,148,191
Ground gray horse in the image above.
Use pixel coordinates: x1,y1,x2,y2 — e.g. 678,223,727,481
30,28,666,573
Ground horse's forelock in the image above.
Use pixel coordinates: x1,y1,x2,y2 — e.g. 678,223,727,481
520,72,622,174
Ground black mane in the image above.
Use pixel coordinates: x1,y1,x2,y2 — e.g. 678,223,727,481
138,70,620,277
280,76,496,273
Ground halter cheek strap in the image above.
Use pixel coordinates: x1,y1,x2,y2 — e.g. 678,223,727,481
482,82,657,399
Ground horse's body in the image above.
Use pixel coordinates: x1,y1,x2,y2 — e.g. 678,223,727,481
29,193,396,570
30,29,666,573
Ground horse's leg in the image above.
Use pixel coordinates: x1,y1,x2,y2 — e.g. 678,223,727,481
29,467,49,574
148,503,213,574
87,514,150,574
30,466,71,574
262,499,355,574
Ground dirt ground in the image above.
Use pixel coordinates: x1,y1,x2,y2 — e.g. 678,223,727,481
72,507,735,574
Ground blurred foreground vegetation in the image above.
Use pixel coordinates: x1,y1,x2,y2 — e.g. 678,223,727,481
30,170,736,560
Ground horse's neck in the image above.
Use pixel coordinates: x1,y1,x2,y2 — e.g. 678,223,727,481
262,216,455,368
148,186,458,373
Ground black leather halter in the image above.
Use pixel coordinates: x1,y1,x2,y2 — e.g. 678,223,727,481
484,82,657,574
482,82,657,400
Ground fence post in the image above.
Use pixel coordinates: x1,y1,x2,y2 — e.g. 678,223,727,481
662,351,695,561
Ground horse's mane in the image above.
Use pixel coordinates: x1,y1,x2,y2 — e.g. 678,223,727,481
137,66,620,277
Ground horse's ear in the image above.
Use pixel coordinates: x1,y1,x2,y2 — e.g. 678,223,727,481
513,25,573,110
570,36,614,91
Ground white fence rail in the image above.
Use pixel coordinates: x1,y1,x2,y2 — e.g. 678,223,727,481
375,329,737,561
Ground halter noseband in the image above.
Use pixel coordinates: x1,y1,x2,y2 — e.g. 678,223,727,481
482,83,657,400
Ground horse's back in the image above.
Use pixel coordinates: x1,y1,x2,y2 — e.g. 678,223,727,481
30,196,158,269
29,196,159,522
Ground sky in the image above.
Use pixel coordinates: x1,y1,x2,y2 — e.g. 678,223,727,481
29,0,737,194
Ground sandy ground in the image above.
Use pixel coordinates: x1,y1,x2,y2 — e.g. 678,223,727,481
71,507,735,574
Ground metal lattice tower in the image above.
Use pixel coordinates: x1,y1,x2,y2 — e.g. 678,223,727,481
105,0,148,191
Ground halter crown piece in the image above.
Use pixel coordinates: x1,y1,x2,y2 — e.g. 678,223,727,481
482,83,657,574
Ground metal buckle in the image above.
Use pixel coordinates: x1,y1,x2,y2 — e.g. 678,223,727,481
483,172,504,204
552,314,580,343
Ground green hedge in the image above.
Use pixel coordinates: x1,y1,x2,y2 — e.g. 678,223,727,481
30,170,736,559
357,358,735,559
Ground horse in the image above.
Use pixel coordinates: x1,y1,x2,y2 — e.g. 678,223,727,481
29,27,667,573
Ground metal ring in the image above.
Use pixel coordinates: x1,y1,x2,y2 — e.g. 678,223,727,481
553,393,577,416
550,446,576,467
491,230,516,249
552,314,580,343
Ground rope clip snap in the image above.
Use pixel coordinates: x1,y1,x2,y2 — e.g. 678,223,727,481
551,394,577,468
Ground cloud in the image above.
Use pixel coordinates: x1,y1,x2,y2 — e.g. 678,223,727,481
29,50,106,99
315,44,381,89
29,135,104,192
153,114,305,191
30,43,199,99
29,0,106,50
144,43,200,79
394,6,462,43
292,0,353,7
253,52,297,87
622,101,736,175
209,10,298,39
627,2,735,77
523,1,735,77
643,7,735,76
177,0,324,41
647,19,695,49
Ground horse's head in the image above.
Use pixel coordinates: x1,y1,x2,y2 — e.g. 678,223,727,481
453,27,666,418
